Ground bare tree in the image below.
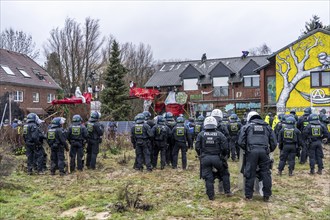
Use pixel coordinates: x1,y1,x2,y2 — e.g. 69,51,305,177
249,43,272,56
121,42,156,117
44,17,104,94
276,35,324,112
0,28,39,59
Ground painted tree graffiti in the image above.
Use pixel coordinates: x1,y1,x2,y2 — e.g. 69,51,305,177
276,35,326,112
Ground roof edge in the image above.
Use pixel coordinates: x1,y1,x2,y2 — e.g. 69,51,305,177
268,28,330,59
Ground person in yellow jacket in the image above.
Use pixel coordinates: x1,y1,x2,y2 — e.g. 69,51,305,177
272,115,279,130
265,115,270,125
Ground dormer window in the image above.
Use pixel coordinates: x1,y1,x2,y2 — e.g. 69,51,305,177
183,78,198,91
1,65,15,75
213,77,228,97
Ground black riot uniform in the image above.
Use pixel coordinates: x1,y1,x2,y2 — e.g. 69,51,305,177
131,113,153,171
274,113,285,140
86,112,104,170
67,115,88,171
22,113,46,175
195,116,231,200
151,116,171,169
303,114,329,174
297,108,311,164
194,115,204,139
47,117,69,175
165,112,177,166
172,117,188,169
278,117,302,176
238,112,277,201
227,114,242,161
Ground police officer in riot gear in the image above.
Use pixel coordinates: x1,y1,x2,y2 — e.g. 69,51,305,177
131,113,153,171
172,117,188,169
278,116,302,176
195,116,232,200
222,112,229,125
67,114,88,172
210,109,230,193
86,111,104,170
47,117,69,176
151,116,171,169
143,111,155,166
238,111,277,202
186,117,195,150
227,114,242,161
165,112,177,166
290,110,299,122
241,112,248,126
211,109,230,139
23,113,45,175
297,107,312,164
194,115,205,138
303,114,328,175
274,113,285,139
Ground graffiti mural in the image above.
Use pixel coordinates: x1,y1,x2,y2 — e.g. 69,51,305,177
267,76,276,105
276,31,330,114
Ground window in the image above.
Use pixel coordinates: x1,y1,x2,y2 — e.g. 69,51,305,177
13,91,23,102
47,94,55,103
33,92,39,102
213,86,228,97
212,77,228,87
183,78,198,91
244,75,260,87
1,65,15,75
18,69,31,78
311,71,330,87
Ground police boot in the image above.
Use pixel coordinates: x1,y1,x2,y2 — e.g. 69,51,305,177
309,169,315,175
317,169,322,175
263,196,270,202
277,170,282,176
289,170,293,176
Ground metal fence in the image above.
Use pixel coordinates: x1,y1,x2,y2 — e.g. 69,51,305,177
99,121,135,134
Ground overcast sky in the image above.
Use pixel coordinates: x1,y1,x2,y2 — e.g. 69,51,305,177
1,1,329,64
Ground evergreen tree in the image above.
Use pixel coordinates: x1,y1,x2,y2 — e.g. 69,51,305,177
301,15,330,37
100,40,130,121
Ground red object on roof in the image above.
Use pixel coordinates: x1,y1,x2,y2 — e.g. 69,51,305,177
165,104,185,116
154,102,165,113
129,87,160,100
52,93,92,105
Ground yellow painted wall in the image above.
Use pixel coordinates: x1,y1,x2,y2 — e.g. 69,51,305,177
276,31,330,115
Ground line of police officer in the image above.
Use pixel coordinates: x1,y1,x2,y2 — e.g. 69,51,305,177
22,111,104,176
131,107,328,202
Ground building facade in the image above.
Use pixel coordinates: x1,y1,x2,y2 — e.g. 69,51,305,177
258,29,330,115
145,55,269,117
0,49,61,120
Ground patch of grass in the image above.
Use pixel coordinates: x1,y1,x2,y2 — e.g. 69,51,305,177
60,195,85,210
0,142,329,219
72,211,86,220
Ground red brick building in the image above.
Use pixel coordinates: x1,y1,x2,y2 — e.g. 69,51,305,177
145,55,269,117
0,49,61,120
